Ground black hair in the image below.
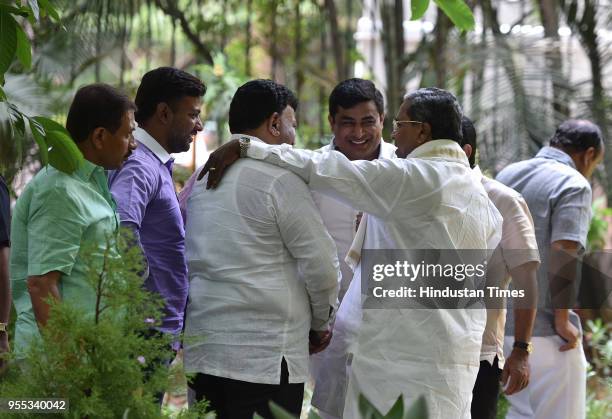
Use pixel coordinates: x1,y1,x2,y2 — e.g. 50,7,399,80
228,79,298,134
461,116,477,168
135,67,206,124
549,119,604,153
328,78,384,118
66,83,136,143
404,87,463,143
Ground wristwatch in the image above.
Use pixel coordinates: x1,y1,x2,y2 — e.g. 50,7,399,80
0,322,7,334
513,340,533,354
239,136,251,158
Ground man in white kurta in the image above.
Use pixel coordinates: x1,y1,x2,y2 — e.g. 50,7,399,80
201,88,503,418
309,79,396,418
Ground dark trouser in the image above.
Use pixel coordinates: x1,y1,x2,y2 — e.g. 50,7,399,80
141,328,175,405
471,356,502,419
189,358,304,419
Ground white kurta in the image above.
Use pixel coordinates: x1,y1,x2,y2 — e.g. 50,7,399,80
246,139,503,418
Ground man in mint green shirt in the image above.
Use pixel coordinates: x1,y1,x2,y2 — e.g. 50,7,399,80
10,84,136,356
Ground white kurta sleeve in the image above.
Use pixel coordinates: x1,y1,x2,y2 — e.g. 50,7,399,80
272,171,341,331
247,141,407,219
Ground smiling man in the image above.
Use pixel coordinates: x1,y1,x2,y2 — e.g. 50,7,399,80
11,84,137,358
108,68,206,371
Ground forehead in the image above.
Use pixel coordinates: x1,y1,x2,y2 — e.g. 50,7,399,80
397,100,411,118
281,105,296,120
334,101,381,119
175,95,202,110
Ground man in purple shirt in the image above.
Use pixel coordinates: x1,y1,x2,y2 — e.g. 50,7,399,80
108,67,206,353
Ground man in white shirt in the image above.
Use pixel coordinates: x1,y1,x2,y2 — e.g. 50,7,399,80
310,78,396,419
184,79,340,419
201,87,503,418
461,117,540,419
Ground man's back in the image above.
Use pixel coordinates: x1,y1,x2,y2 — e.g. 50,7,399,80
496,147,592,336
184,155,339,385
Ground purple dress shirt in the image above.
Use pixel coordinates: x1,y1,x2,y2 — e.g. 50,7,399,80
108,127,188,338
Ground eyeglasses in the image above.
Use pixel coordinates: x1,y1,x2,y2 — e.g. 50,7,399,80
392,119,423,131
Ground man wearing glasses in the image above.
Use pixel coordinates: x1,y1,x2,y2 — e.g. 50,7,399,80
200,87,503,418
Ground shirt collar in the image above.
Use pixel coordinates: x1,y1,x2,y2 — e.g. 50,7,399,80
407,139,469,166
329,137,395,158
76,159,103,180
230,133,266,144
535,146,577,169
134,127,173,164
472,165,483,178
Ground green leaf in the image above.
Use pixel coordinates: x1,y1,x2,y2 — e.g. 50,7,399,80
410,0,430,21
307,410,323,419
358,394,385,419
46,130,84,174
268,401,297,419
404,395,428,419
0,11,18,77
15,25,32,69
27,0,40,21
433,0,475,31
37,0,60,21
8,102,25,135
32,115,68,134
29,117,48,165
383,396,404,419
0,85,5,101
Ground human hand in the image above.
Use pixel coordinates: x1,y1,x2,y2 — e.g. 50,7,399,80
197,139,241,189
501,349,530,395
309,329,332,354
555,319,580,352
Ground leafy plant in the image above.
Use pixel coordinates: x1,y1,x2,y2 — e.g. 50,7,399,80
0,0,82,175
262,394,428,419
0,230,201,418
587,198,612,252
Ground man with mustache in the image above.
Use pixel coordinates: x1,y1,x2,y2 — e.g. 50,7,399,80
11,84,137,358
108,67,206,374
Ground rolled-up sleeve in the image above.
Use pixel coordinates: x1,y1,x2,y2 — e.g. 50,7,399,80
272,172,340,331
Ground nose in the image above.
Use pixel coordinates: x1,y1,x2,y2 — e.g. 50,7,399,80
195,116,204,132
353,124,364,139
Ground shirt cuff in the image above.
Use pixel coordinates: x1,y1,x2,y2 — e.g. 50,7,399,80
246,141,271,160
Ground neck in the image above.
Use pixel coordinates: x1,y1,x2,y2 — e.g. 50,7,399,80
139,122,170,152
241,128,278,145
77,142,104,168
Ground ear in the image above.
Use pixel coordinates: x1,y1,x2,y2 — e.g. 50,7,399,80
90,127,106,150
378,113,385,124
268,112,281,137
585,146,597,164
156,102,173,125
420,122,432,142
462,144,473,159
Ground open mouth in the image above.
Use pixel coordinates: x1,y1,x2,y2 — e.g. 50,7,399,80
350,139,367,145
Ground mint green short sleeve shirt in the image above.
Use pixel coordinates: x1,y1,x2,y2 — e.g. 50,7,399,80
10,161,119,356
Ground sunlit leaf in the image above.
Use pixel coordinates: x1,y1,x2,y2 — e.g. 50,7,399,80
404,395,428,419
268,402,297,419
434,0,475,31
410,0,430,21
46,129,83,174
38,0,60,21
384,396,404,419
358,394,385,419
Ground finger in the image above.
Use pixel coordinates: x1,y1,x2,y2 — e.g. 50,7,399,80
198,159,213,181
559,341,577,352
207,165,220,189
504,372,521,395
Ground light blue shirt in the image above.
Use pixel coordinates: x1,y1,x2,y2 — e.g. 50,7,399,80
496,146,592,336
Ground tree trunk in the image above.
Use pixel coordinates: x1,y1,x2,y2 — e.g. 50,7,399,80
294,0,304,123
270,0,279,80
380,0,405,132
432,10,451,88
324,0,344,82
245,0,253,76
170,17,176,66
